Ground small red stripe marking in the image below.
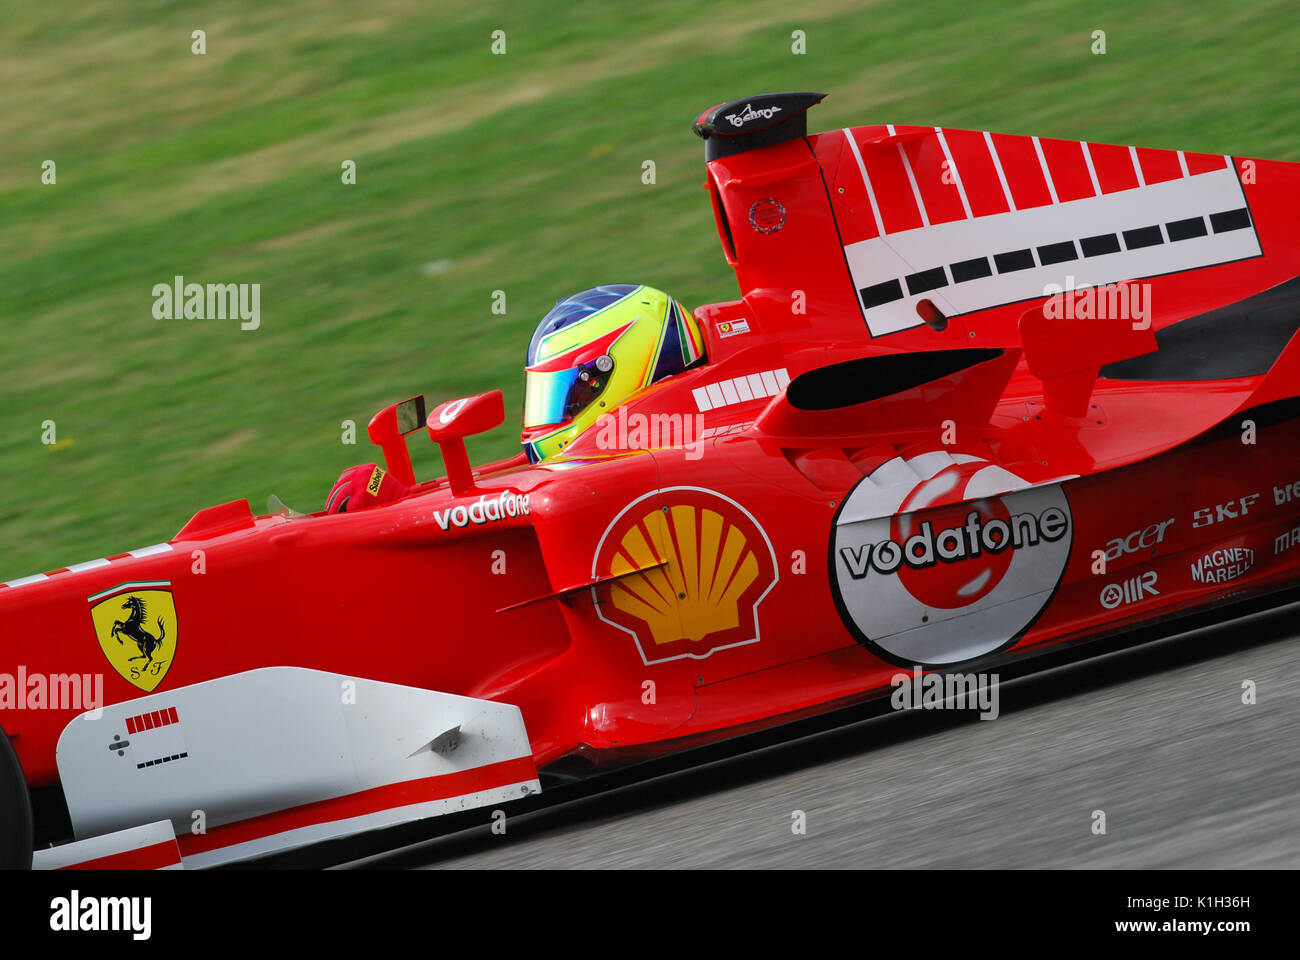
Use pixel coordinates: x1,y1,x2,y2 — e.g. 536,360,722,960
1135,147,1183,185
942,128,1009,216
168,707,179,724
988,133,1053,209
143,713,154,730
1088,142,1140,193
57,838,180,871
1185,152,1228,175
151,710,162,727
126,717,137,734
904,136,966,225
861,143,923,233
1038,138,1096,202
177,756,536,857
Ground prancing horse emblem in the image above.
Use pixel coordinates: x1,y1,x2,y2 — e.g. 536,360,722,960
90,581,179,692
111,595,166,667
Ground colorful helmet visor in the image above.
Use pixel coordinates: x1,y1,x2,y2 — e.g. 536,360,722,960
522,355,614,428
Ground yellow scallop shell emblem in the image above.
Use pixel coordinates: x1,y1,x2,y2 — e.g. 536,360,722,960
596,490,776,662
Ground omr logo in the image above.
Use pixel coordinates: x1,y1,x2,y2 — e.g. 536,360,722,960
831,454,1072,667
1100,571,1159,609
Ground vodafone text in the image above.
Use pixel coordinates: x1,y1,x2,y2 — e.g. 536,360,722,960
432,490,530,530
840,507,1068,577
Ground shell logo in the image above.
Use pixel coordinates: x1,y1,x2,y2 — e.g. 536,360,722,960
593,487,778,664
831,453,1072,667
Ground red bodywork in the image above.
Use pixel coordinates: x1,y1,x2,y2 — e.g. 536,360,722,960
5,98,1300,797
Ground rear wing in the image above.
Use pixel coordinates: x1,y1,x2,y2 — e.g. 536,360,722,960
694,91,1300,409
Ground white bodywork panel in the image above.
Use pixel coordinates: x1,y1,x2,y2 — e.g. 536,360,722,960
33,819,183,870
56,667,540,868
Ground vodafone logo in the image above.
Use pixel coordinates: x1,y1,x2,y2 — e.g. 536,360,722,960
432,490,529,529
831,453,1072,667
438,398,468,425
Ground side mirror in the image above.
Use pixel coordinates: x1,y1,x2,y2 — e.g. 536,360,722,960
367,395,428,486
426,391,506,496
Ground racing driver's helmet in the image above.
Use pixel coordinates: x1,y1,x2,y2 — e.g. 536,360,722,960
522,284,706,462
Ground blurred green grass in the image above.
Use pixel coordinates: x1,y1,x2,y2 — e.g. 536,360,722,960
2,0,1298,580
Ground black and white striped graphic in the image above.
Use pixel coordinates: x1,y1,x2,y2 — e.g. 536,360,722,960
847,167,1260,336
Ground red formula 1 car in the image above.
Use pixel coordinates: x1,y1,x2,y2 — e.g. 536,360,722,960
3,91,1300,869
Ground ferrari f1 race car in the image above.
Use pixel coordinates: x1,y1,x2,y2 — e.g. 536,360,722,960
3,91,1299,869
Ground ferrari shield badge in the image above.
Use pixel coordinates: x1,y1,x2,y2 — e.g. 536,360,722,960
89,581,178,692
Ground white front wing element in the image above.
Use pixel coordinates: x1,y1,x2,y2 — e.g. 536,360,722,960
56,667,540,868
33,820,183,870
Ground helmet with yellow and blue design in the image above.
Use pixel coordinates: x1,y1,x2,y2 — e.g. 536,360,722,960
521,284,706,462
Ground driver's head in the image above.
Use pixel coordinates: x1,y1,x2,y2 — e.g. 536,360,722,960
521,284,705,462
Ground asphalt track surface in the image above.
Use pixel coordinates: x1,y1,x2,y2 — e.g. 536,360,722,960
343,599,1300,869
